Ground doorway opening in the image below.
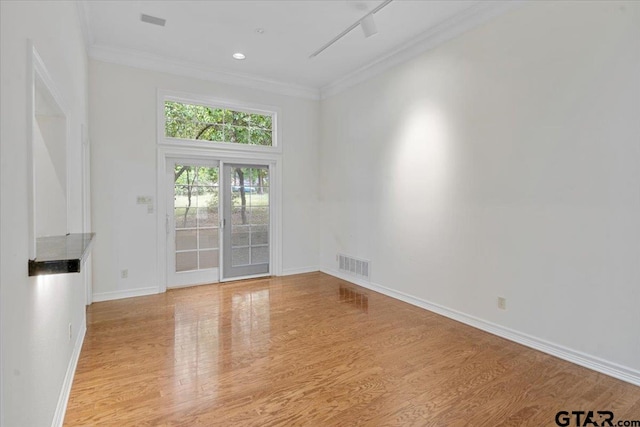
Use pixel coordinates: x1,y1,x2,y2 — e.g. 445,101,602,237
166,159,273,288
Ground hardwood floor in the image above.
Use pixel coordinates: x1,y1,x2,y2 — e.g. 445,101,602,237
64,272,640,426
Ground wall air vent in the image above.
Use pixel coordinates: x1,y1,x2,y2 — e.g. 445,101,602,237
338,254,370,280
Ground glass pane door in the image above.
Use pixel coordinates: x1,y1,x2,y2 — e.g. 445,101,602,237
222,164,270,279
168,161,220,287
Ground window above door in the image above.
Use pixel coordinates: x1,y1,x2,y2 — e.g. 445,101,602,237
158,90,281,153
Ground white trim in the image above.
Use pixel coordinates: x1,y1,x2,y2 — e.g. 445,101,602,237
320,268,640,387
81,127,92,305
157,149,283,293
75,1,94,52
157,152,168,294
270,160,283,277
157,90,284,289
89,44,320,100
163,90,279,118
160,151,282,164
168,264,220,289
30,46,68,114
167,280,219,290
320,1,522,99
158,90,282,154
92,286,159,303
159,139,280,155
27,41,36,260
219,273,272,283
51,321,86,427
83,254,92,306
281,266,318,276
78,2,518,101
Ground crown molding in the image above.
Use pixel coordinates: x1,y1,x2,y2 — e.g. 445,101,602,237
75,0,94,53
78,0,520,102
88,44,320,100
320,1,523,99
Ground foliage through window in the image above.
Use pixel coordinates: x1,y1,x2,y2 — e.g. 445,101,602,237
165,101,273,147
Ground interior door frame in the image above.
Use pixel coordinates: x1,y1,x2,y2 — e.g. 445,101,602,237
81,124,92,305
156,145,282,293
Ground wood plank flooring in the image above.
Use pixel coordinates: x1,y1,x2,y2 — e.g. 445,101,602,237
64,272,640,426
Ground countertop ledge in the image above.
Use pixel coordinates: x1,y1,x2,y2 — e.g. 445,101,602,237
28,233,95,276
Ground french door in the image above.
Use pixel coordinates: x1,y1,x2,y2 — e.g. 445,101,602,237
167,160,270,287
167,160,221,287
221,164,270,280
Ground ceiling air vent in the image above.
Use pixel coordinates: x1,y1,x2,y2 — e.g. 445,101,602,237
140,14,166,27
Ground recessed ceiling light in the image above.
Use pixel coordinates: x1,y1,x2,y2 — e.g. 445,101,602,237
232,53,246,60
255,28,265,34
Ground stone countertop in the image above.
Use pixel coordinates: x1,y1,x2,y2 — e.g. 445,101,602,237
28,233,95,276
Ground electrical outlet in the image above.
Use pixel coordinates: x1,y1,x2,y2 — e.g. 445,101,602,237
497,297,507,310
68,323,72,342
121,269,128,279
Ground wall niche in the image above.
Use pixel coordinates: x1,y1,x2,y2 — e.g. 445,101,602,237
28,41,69,259
27,42,94,277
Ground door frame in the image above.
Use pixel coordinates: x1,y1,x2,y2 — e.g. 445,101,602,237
81,124,93,305
156,145,282,293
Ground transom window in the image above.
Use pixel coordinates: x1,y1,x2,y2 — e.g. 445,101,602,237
164,100,274,147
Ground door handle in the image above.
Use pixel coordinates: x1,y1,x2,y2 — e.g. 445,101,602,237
221,218,226,228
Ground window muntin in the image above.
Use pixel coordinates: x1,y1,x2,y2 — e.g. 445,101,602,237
164,100,274,147
174,164,220,272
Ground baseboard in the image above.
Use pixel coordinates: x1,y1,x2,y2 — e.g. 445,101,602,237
92,286,158,302
320,268,640,387
167,280,219,290
281,266,319,276
51,321,86,427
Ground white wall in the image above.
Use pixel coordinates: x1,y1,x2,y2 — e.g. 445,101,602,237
33,118,67,237
89,60,319,300
320,1,640,375
0,1,89,426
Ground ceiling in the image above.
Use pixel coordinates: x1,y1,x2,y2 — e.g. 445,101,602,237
80,1,511,97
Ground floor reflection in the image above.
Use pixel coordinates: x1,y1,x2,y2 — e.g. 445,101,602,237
172,290,222,401
338,284,369,313
172,282,272,403
225,287,271,369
